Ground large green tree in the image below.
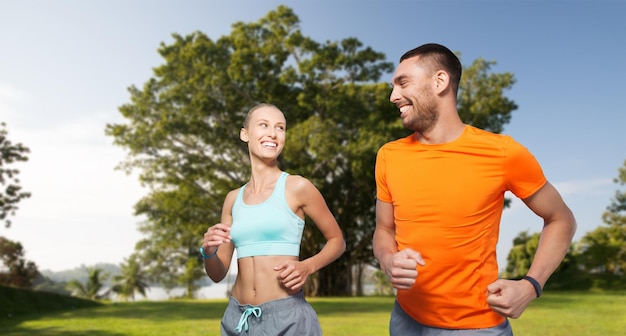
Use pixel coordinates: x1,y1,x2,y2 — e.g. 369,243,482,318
106,6,517,296
106,6,396,297
0,122,31,228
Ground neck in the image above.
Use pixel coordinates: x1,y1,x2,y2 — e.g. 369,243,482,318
416,117,465,145
248,165,282,193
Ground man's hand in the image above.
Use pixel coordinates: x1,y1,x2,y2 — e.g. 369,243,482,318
486,278,538,318
384,248,425,290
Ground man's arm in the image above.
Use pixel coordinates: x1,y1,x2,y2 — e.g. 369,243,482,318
373,199,424,289
487,181,576,318
373,199,397,272
522,181,577,287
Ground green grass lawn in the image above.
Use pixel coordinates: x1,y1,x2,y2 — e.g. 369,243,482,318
1,291,624,335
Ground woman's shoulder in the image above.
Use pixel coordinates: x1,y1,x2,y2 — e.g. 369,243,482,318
224,187,242,204
285,173,312,188
285,174,321,201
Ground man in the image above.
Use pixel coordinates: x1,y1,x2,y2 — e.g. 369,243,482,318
373,43,576,335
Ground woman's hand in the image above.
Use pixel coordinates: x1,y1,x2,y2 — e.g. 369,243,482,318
202,223,231,254
273,260,313,291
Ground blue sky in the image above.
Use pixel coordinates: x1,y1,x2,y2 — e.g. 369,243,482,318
1,0,624,273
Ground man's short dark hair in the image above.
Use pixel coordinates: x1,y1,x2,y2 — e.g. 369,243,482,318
400,43,462,94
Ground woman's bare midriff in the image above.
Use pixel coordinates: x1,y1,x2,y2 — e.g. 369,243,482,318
230,255,300,306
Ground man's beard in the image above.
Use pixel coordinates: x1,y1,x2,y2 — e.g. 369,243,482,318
403,88,438,134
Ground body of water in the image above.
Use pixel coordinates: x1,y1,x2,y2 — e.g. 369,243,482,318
138,283,231,301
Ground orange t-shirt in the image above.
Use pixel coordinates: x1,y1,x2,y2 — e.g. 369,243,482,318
375,125,546,329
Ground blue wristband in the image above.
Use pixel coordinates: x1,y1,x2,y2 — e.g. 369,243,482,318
522,275,542,298
200,246,218,259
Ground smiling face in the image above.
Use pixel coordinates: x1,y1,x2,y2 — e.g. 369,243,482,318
240,104,286,161
389,58,439,133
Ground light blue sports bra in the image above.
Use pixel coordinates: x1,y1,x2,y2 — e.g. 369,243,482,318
230,172,305,258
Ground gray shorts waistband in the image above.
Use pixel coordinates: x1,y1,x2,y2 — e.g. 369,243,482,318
228,291,307,315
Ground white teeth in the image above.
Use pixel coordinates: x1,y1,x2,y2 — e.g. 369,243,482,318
262,142,277,148
400,106,410,113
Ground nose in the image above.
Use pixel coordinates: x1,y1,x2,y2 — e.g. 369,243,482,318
389,85,400,104
267,126,277,138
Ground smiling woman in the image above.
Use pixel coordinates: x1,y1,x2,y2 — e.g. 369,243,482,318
200,103,345,335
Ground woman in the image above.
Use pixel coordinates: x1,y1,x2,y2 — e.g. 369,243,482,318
201,103,346,335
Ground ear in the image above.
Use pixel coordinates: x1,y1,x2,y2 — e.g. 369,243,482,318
240,128,249,142
433,70,450,95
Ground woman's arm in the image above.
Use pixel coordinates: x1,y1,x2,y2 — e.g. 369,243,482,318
202,189,237,283
275,176,345,290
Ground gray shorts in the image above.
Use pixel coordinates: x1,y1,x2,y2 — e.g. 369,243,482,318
220,291,322,336
390,300,513,336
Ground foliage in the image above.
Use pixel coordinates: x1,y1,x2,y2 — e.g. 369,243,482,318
110,255,151,301
0,236,39,288
0,122,31,228
106,5,517,296
32,274,72,296
372,269,394,296
457,57,517,134
65,267,110,300
543,244,592,290
500,231,590,290
575,159,626,289
501,231,539,279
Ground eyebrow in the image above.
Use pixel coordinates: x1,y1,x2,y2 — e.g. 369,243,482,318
256,118,286,126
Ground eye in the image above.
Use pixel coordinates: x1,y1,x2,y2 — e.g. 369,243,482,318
259,122,268,128
276,125,285,132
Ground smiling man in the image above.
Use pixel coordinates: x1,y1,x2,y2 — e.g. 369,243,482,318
373,43,577,336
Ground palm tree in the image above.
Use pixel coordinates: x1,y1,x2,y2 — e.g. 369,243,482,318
66,267,109,300
111,255,150,301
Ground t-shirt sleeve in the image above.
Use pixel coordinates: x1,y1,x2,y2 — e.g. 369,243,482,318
504,137,547,199
375,146,392,202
